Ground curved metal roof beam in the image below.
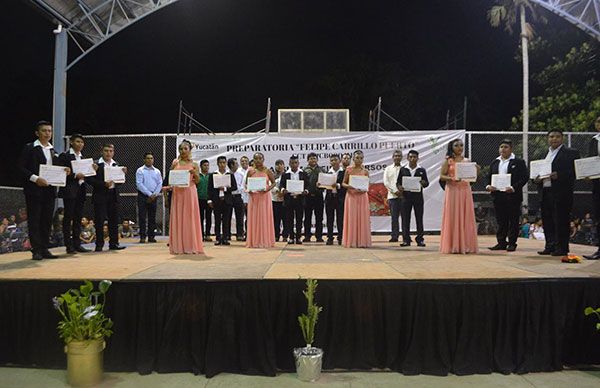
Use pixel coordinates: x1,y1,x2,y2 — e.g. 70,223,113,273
530,0,600,41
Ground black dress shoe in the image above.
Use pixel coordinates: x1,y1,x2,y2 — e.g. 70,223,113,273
32,252,43,261
66,248,76,254
326,239,334,245
139,238,146,244
147,238,157,243
214,241,222,246
389,238,398,243
315,238,325,243
506,244,517,252
488,244,507,251
417,242,426,247
537,249,553,255
222,241,231,246
109,245,126,250
583,251,600,260
95,246,103,252
338,239,342,245
400,242,411,247
42,251,58,259
288,239,295,244
551,251,568,257
75,246,91,253
296,239,303,245
303,238,310,243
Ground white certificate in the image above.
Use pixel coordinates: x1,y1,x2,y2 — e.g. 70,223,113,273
491,174,512,191
455,162,477,182
71,158,96,177
213,174,231,188
169,169,190,187
574,156,600,180
349,175,369,191
402,176,422,192
286,179,304,194
318,173,337,187
104,166,126,184
247,177,267,192
39,165,67,187
529,159,552,179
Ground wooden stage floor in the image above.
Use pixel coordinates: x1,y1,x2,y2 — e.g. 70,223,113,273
0,236,598,281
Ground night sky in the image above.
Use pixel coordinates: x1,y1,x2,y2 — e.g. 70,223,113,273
0,0,584,186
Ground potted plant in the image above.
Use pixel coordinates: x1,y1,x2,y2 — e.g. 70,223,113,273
294,278,324,382
52,280,113,387
584,306,600,331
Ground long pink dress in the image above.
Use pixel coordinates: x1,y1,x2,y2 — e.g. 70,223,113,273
246,168,276,248
439,158,478,254
342,166,372,248
169,160,204,254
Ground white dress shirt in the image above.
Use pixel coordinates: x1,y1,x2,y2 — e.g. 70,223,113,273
29,139,54,183
383,164,402,199
237,167,249,204
543,144,563,187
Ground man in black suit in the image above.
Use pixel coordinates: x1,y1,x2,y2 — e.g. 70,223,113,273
19,121,69,260
396,150,429,247
280,155,308,244
485,139,529,252
208,156,238,245
584,116,600,260
58,134,94,254
88,143,127,252
303,152,326,242
534,130,580,257
322,154,344,245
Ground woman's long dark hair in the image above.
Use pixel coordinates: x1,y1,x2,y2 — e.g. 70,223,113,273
446,139,461,159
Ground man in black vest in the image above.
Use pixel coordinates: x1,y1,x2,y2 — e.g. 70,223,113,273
88,143,127,252
280,155,308,244
208,156,238,245
584,116,600,260
58,134,94,254
396,150,429,247
485,139,529,252
19,121,69,260
534,130,580,257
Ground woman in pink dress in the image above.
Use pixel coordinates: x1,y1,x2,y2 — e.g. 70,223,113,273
168,140,204,255
342,150,372,248
439,139,479,254
245,152,276,248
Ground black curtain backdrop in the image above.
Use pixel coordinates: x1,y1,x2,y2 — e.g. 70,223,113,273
1,279,599,377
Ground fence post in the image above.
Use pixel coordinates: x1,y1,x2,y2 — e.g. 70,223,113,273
162,135,167,236
522,131,528,207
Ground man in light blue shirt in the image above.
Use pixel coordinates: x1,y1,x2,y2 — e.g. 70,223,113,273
136,152,163,243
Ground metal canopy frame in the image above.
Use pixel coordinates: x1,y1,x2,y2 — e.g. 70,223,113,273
530,0,600,41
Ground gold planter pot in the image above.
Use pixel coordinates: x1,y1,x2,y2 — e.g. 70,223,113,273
64,339,106,387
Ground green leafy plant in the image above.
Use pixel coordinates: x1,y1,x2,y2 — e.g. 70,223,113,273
584,307,600,331
53,280,114,343
298,279,323,347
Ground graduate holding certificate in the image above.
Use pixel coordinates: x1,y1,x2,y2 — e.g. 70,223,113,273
397,150,429,247
280,155,308,244
207,156,238,246
245,152,276,248
485,139,528,252
341,150,372,248
583,116,600,260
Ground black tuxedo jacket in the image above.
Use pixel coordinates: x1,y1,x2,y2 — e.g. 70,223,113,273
487,157,528,203
19,142,61,198
87,161,122,204
535,146,580,198
58,152,88,200
280,170,308,206
589,136,600,194
208,172,238,205
397,166,429,202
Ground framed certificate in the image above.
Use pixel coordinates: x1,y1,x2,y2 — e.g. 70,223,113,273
213,174,231,188
574,156,600,180
317,173,337,187
349,175,369,191
247,177,267,192
491,174,512,191
402,176,422,192
169,169,190,187
71,158,96,177
455,162,477,182
39,165,67,187
529,160,552,179
104,166,126,184
286,179,304,194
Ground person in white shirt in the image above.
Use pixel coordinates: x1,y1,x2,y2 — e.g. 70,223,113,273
322,154,344,245
397,150,430,247
383,150,403,242
135,152,163,243
229,158,246,241
271,159,287,241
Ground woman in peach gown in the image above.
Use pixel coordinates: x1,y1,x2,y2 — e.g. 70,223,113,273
168,140,204,255
342,150,372,248
439,139,479,254
245,152,276,248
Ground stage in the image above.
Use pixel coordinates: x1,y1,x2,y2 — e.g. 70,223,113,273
1,236,599,378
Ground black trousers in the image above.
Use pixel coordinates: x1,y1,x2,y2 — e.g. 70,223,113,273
272,201,287,240
325,193,343,241
232,195,245,238
94,192,119,248
389,198,402,240
285,199,304,240
213,199,233,242
401,197,424,243
541,188,573,254
137,193,157,239
199,198,212,237
25,189,55,254
492,193,521,246
63,193,85,248
304,194,324,240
